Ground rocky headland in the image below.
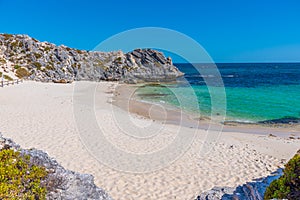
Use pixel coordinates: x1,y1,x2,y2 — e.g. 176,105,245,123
0,33,183,83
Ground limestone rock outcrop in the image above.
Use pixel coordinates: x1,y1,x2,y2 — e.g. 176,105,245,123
0,34,183,83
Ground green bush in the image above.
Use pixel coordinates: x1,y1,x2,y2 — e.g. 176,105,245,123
76,49,83,54
16,68,30,78
0,149,48,199
34,53,42,59
45,65,55,71
44,46,51,51
18,42,23,48
3,34,13,40
264,151,300,199
14,65,21,70
33,62,42,70
0,58,6,64
10,41,19,48
3,75,13,81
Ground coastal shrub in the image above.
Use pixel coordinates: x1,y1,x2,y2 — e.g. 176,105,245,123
34,52,42,59
45,65,55,71
33,62,42,70
44,46,51,51
18,41,23,48
115,57,122,64
3,75,13,81
71,63,81,69
3,34,13,40
264,150,300,199
14,65,21,69
76,49,83,54
16,68,30,78
10,41,19,48
0,58,6,64
0,149,48,199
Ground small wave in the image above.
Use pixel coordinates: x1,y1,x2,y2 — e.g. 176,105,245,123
185,74,216,78
137,93,168,97
185,74,237,78
186,74,237,78
223,120,256,125
223,75,235,78
137,99,161,106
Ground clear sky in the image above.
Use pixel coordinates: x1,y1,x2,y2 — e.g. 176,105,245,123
1,0,300,63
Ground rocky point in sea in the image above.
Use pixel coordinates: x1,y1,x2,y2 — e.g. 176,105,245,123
0,33,183,83
0,133,113,200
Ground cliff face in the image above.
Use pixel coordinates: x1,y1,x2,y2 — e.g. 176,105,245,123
0,34,183,83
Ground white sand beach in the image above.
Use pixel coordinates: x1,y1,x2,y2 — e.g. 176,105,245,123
0,81,299,200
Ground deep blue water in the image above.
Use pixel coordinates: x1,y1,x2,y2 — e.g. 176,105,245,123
177,63,300,87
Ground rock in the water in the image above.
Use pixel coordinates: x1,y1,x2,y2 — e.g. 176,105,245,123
258,117,300,125
0,133,113,200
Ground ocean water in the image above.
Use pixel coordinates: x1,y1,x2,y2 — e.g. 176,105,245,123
135,63,300,123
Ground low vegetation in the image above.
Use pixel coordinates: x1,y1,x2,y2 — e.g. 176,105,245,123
45,64,55,71
44,46,51,51
16,68,30,78
14,65,21,69
264,150,300,199
33,62,42,70
33,52,42,59
0,58,6,64
0,149,48,199
3,74,13,81
2,33,13,40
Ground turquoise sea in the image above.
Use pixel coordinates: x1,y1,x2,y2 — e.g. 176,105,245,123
135,63,300,123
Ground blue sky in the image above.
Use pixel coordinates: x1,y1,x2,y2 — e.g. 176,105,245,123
0,0,300,63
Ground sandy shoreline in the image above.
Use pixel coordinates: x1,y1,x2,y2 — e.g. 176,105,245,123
0,81,299,199
113,83,300,138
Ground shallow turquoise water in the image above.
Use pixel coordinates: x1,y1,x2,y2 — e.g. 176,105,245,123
135,63,300,123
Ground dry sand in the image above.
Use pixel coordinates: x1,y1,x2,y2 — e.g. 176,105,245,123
0,81,299,200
